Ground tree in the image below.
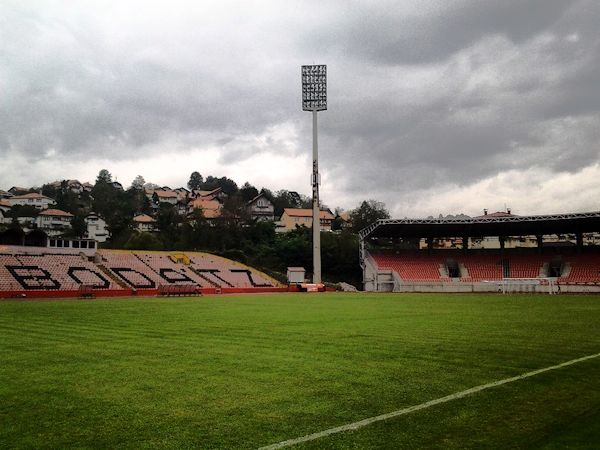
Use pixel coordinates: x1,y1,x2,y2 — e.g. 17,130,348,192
267,190,311,218
131,175,146,190
41,183,57,199
69,214,88,238
124,232,164,251
96,169,113,184
54,180,78,214
239,182,259,202
187,171,204,191
350,200,390,233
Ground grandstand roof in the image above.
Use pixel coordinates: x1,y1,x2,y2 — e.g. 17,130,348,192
359,211,600,240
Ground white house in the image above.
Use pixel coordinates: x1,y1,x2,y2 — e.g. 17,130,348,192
8,193,55,210
246,193,275,222
133,214,157,232
85,212,110,243
36,208,74,236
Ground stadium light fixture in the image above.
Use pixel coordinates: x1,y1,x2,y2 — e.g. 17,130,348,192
301,64,327,284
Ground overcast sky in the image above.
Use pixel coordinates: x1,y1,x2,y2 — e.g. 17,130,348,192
1,0,599,218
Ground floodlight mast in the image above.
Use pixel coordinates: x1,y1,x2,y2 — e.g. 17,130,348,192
302,64,327,284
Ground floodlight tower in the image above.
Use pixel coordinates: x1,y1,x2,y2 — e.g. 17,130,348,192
301,64,327,284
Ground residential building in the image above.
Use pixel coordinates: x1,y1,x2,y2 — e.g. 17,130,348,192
49,179,84,194
36,209,74,236
188,198,222,223
152,190,179,205
85,212,110,243
277,208,335,233
8,193,56,210
0,200,10,224
191,187,227,203
8,187,29,195
246,193,275,222
133,214,157,232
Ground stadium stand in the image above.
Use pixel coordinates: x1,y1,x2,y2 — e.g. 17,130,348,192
371,253,449,281
368,250,600,286
360,212,600,293
187,253,276,288
559,254,600,284
1,247,117,291
0,246,282,298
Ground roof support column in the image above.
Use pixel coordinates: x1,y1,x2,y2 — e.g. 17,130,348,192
576,232,583,253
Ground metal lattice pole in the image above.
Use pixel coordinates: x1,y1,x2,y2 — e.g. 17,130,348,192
301,65,327,284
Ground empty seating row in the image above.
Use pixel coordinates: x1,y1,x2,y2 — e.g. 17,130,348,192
0,252,118,290
559,255,600,283
370,252,600,283
1,248,279,293
98,251,277,289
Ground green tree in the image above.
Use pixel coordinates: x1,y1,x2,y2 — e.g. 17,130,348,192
350,200,390,233
69,214,88,238
156,203,182,249
41,183,57,199
239,182,259,202
55,180,79,214
202,175,238,195
96,169,113,184
131,175,146,190
187,171,204,191
91,169,134,246
124,232,164,250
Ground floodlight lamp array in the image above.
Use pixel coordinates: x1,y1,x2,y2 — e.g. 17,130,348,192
302,65,327,111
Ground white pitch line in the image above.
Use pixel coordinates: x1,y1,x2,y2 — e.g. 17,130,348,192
258,352,600,450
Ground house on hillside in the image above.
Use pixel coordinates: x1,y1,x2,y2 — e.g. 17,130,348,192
277,208,335,233
246,193,275,222
147,188,189,215
85,212,110,243
36,209,74,236
0,190,13,199
8,193,56,210
335,211,352,230
0,199,11,224
152,190,179,205
190,187,228,203
188,198,222,224
8,187,30,196
49,179,84,194
133,214,157,232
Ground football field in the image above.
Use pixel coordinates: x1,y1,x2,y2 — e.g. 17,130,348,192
1,293,599,448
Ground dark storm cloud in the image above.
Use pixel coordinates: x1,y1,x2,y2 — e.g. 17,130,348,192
314,0,600,196
307,0,578,65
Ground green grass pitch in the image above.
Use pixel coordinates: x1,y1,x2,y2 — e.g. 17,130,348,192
1,293,599,449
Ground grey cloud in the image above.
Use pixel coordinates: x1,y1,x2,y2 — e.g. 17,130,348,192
1,0,600,216
306,0,579,65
